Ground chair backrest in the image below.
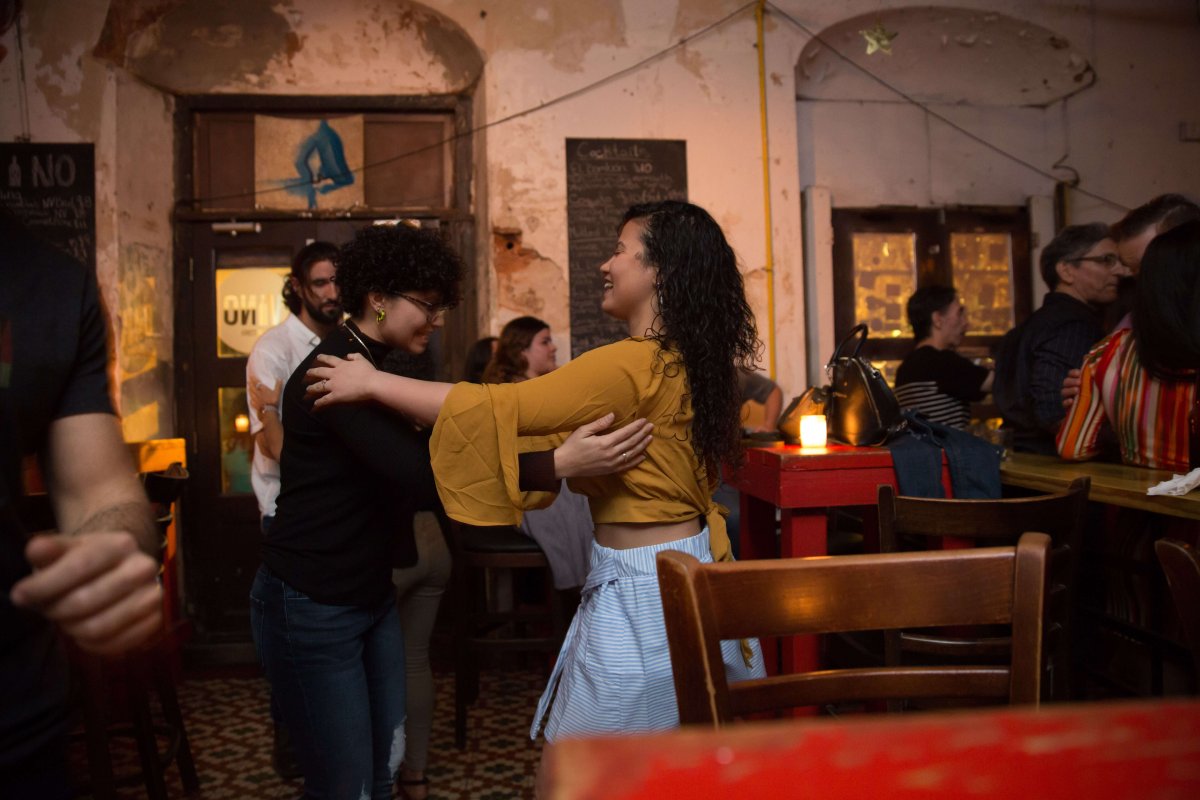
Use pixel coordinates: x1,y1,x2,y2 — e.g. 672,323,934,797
877,478,1088,702
1154,538,1200,687
657,532,1049,727
878,477,1089,553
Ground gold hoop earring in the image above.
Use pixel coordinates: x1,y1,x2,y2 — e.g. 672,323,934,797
375,307,386,323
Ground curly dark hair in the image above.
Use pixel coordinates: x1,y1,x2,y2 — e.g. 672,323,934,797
482,316,549,384
334,224,463,317
621,200,760,471
282,240,340,314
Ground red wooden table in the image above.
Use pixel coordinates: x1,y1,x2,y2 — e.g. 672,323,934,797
540,698,1200,800
725,443,951,674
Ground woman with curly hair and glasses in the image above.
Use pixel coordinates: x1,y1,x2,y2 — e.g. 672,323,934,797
306,201,767,742
249,224,462,799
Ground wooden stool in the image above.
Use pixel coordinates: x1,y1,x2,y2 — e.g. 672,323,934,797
451,523,568,749
74,636,199,799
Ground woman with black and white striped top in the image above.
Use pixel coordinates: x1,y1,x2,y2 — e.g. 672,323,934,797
893,285,993,429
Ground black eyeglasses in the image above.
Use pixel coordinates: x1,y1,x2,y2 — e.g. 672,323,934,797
1069,253,1121,268
397,293,452,322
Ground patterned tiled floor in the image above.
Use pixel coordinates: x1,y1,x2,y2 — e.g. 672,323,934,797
75,667,549,799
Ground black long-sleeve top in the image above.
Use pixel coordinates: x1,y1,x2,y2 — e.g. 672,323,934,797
265,323,437,606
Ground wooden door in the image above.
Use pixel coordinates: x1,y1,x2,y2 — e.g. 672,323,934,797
176,220,358,654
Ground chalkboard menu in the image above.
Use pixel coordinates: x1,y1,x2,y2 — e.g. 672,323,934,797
566,138,687,357
0,143,96,269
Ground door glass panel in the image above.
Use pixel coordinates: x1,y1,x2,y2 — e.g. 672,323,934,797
218,387,254,495
851,233,916,339
214,266,291,357
950,232,1014,335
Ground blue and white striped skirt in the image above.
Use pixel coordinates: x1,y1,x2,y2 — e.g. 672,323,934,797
531,527,766,741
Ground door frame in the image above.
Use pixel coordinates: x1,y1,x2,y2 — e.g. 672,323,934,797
173,93,478,379
172,94,477,657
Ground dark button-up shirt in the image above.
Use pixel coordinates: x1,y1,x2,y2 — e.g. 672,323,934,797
994,292,1105,455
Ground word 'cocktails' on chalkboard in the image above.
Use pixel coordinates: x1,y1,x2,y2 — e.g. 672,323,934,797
565,138,686,358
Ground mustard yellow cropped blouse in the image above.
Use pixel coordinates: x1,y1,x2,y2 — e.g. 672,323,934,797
429,337,733,563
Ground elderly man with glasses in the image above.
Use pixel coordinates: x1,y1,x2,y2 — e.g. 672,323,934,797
993,223,1125,455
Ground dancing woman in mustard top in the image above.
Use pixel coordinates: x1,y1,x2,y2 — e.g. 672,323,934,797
307,200,767,739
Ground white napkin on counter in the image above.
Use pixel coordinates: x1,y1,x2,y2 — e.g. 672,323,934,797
1146,467,1200,496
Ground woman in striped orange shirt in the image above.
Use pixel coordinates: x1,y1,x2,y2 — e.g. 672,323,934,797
1057,219,1200,471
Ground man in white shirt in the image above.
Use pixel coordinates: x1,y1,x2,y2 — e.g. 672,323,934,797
246,241,341,530
244,240,339,779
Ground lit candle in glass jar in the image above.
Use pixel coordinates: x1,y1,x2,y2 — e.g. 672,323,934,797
799,414,827,448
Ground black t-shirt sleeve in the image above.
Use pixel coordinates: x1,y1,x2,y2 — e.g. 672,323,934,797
896,347,989,402
737,369,778,405
54,261,113,420
931,349,989,402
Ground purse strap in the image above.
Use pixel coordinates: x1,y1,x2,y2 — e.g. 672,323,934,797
827,324,869,368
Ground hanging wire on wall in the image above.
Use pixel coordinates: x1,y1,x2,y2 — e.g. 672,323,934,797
182,1,1128,212
182,1,758,209
764,1,1127,212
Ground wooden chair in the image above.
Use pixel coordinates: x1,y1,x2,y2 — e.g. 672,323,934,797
658,532,1049,727
450,521,569,748
75,463,198,798
1154,538,1200,690
877,478,1088,702
75,638,200,799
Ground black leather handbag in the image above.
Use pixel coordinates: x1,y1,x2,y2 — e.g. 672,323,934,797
825,324,905,446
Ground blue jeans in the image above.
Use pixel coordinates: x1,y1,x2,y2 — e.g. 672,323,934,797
250,565,406,799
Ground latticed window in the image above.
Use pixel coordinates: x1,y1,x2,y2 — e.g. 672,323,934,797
832,208,1032,387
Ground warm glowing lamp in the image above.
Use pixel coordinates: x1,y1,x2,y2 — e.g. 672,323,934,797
799,414,827,448
234,413,250,434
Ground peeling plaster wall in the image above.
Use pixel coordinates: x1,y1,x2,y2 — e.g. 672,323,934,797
7,0,1195,418
114,69,174,441
792,0,1200,214
473,0,807,392
0,0,175,438
109,0,483,95
789,0,1200,373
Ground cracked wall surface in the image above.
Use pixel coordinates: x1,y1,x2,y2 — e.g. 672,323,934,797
95,0,483,94
1,0,1198,420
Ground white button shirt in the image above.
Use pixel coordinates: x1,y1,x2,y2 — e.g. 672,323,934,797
246,314,322,518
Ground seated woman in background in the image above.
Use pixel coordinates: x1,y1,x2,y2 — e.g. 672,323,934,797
482,315,558,383
486,315,593,591
893,285,993,430
1058,219,1200,471
306,200,767,741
